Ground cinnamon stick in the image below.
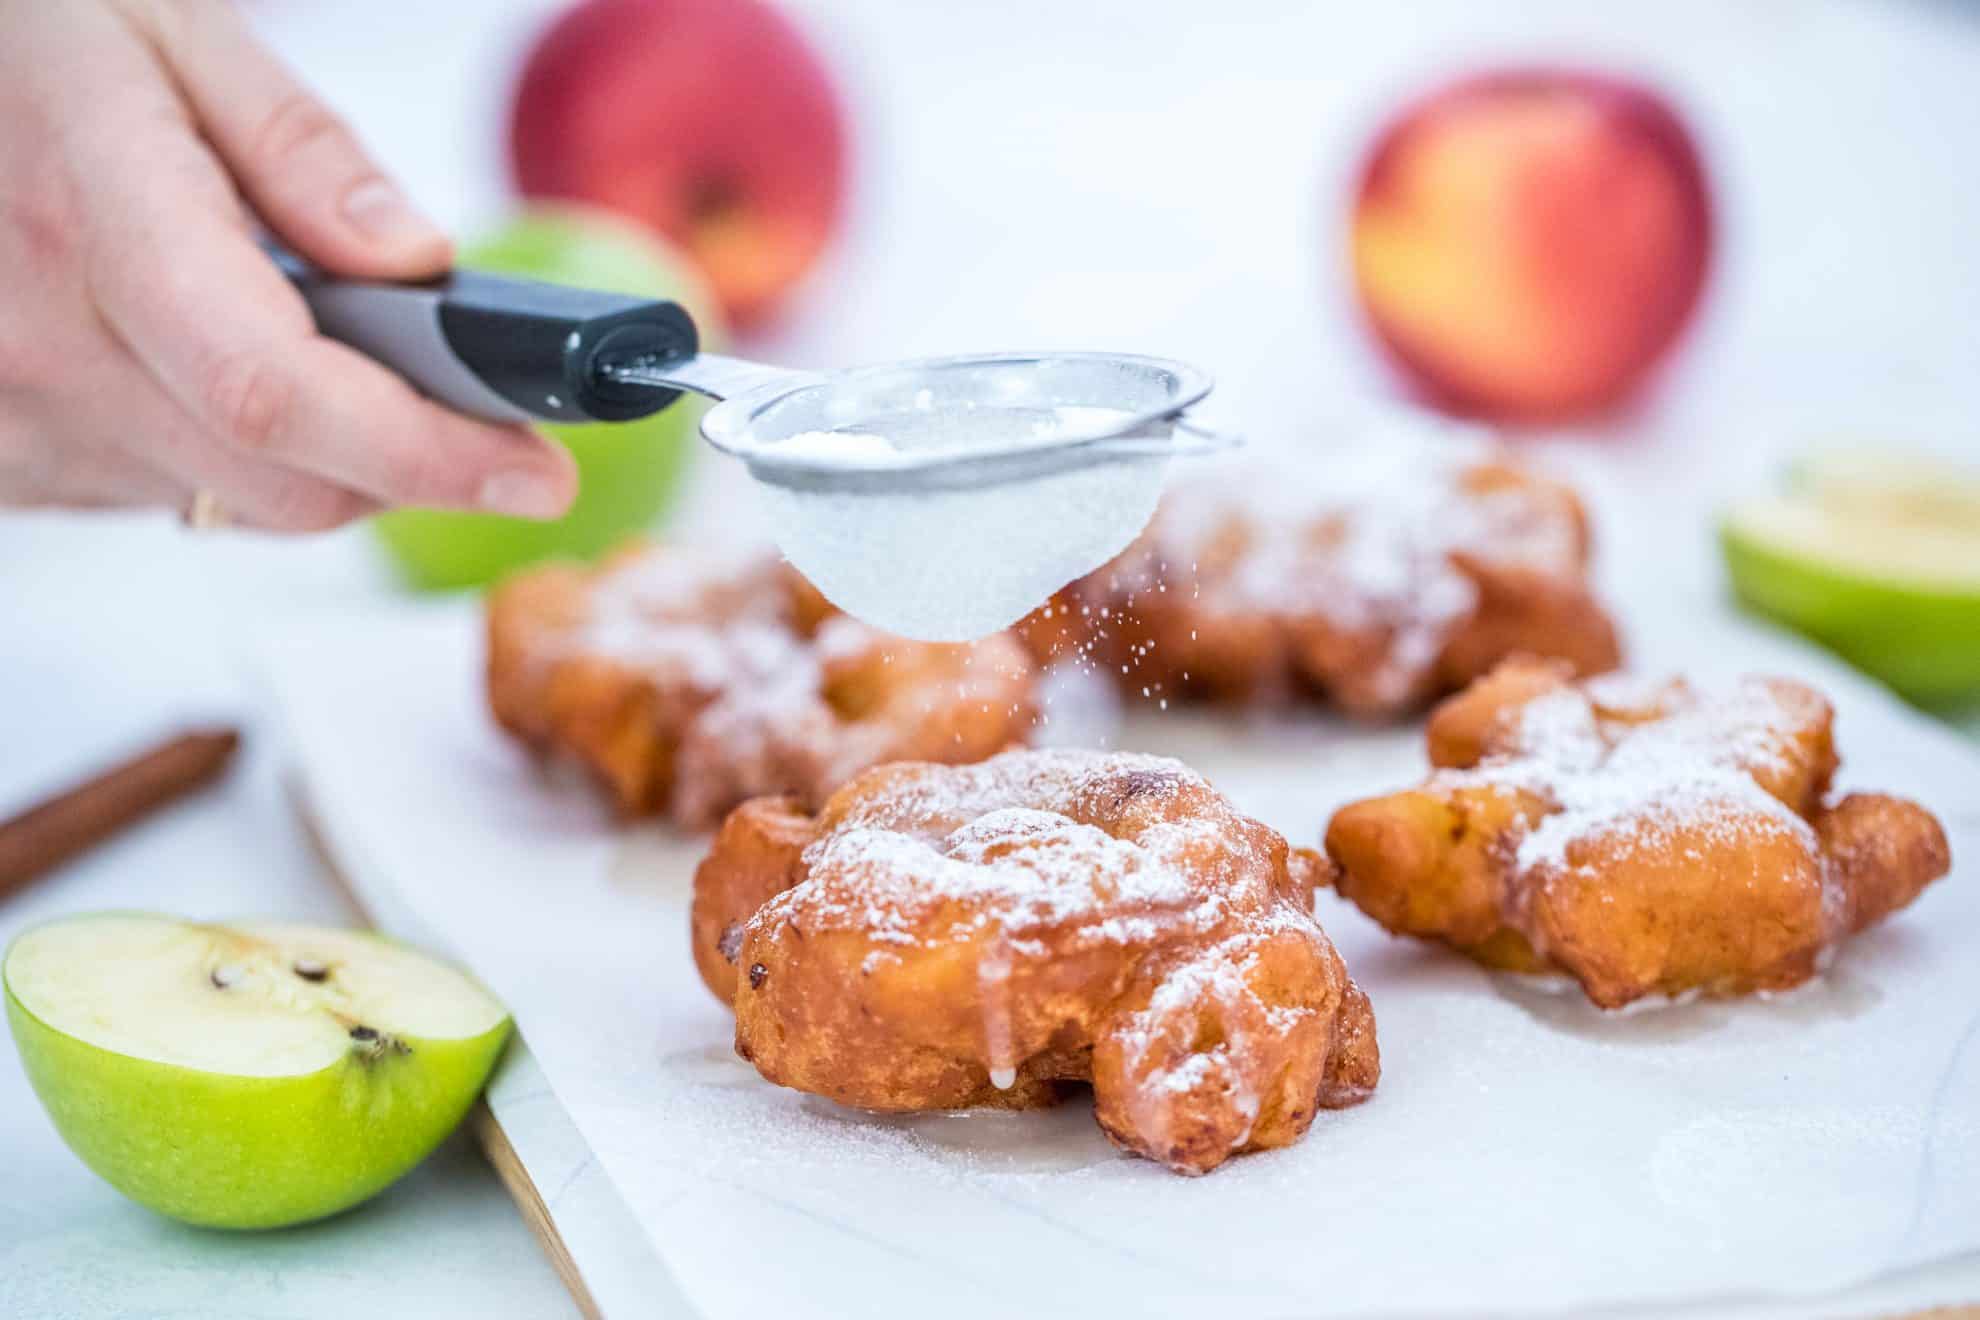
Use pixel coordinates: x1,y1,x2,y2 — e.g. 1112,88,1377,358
0,729,241,900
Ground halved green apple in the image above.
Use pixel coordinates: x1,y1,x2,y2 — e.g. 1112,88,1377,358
4,913,511,1229
1722,450,1980,706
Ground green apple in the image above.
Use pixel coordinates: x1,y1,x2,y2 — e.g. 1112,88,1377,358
5,913,511,1230
1722,450,1980,707
373,205,725,590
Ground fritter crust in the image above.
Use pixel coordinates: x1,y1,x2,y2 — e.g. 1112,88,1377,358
1018,449,1621,717
691,748,1378,1174
1325,658,1951,1008
486,542,1038,828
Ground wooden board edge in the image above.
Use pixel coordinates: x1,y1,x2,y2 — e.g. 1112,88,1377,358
471,1101,601,1320
288,777,599,1320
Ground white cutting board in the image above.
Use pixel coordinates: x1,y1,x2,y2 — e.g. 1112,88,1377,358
261,457,1980,1320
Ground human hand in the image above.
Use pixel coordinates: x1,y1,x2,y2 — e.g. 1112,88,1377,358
0,0,578,530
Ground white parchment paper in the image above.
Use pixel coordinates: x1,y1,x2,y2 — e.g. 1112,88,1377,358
259,460,1980,1318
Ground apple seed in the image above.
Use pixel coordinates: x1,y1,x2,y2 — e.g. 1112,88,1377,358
344,1023,413,1064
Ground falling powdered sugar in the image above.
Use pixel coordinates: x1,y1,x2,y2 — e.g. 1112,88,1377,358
1104,417,1590,707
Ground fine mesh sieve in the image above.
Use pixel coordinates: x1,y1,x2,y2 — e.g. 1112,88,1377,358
276,251,1238,492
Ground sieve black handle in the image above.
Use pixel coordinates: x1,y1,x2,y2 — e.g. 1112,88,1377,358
269,247,700,424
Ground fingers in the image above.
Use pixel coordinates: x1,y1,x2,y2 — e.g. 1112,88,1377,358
0,422,185,513
138,400,382,533
132,0,449,280
51,347,379,532
5,363,374,531
80,126,577,519
194,330,578,518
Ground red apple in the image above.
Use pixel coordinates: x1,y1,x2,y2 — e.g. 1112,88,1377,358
1350,69,1713,422
508,0,848,329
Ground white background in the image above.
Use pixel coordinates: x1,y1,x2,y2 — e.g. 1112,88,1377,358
3,1,1979,1316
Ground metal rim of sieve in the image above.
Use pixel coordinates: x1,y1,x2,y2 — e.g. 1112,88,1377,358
695,350,1235,495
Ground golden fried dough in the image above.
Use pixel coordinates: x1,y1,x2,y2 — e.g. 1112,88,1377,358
1326,658,1951,1008
691,748,1378,1174
1018,444,1621,717
487,542,1037,827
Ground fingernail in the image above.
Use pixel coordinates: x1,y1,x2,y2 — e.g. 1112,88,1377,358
341,178,445,249
479,470,568,519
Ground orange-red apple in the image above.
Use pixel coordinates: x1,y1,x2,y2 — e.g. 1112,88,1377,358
508,0,848,329
1350,69,1712,422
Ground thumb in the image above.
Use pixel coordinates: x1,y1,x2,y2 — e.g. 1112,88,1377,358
135,1,450,279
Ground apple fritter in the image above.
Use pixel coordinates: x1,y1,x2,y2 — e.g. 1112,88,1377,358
1325,658,1952,1008
1017,438,1621,717
691,748,1378,1175
487,542,1038,828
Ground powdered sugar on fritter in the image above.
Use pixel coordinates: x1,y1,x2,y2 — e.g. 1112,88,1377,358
781,750,1246,956
1437,676,1826,882
573,549,798,690
723,747,1377,1171
1180,429,1578,611
1111,424,1588,707
507,543,1037,826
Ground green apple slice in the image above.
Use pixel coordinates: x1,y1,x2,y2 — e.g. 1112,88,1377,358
1722,450,1980,706
5,913,511,1229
